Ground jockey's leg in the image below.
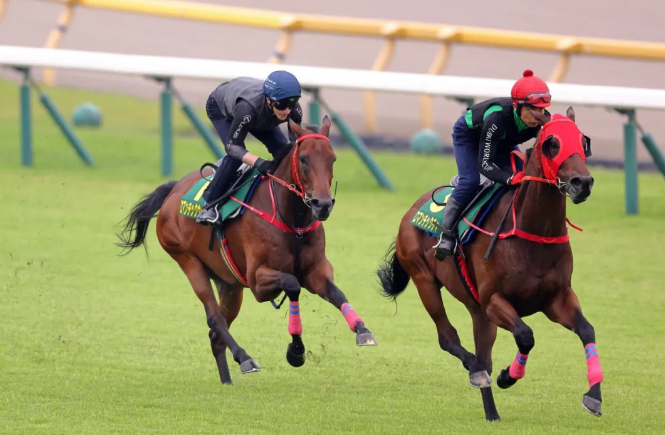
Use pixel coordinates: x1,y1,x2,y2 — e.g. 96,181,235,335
196,113,239,224
196,155,241,224
434,116,478,261
545,287,604,416
302,259,377,346
484,292,535,389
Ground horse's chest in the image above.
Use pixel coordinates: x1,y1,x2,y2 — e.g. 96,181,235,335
498,266,569,315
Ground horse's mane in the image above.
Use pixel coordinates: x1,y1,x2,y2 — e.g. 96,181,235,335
525,147,534,164
276,123,322,168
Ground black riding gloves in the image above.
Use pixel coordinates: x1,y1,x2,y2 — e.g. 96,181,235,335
253,158,273,175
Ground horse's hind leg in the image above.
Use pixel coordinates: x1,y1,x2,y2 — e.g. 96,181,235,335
254,266,306,368
412,273,490,386
177,254,259,380
484,293,535,390
302,260,377,346
209,278,244,385
545,287,604,417
470,309,501,422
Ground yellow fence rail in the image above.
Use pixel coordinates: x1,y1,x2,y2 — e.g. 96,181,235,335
0,0,8,21
12,0,665,133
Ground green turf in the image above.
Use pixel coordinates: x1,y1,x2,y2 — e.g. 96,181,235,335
1,77,665,434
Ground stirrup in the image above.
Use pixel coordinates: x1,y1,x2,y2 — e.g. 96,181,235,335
433,231,458,259
196,206,219,225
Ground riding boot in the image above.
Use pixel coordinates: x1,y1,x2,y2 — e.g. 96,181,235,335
433,197,465,261
196,158,235,225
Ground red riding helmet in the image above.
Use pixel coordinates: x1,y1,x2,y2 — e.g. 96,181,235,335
511,70,551,108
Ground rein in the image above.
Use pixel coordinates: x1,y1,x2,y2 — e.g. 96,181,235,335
228,133,330,237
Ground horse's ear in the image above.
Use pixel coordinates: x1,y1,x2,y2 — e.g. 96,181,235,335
289,119,304,138
566,106,576,123
320,115,332,137
528,107,551,126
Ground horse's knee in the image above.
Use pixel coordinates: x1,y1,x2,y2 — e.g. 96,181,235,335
514,324,535,354
279,274,301,295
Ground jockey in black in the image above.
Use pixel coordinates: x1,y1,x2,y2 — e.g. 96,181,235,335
433,70,552,261
196,70,303,224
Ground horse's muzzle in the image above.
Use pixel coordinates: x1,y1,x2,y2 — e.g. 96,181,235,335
567,175,594,204
311,198,335,221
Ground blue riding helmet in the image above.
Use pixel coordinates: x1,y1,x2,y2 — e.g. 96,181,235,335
263,70,301,101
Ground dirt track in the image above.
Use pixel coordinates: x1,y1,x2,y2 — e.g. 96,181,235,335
1,0,664,162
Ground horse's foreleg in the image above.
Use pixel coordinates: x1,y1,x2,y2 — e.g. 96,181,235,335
485,293,535,389
302,260,377,346
177,254,259,380
545,287,603,417
254,266,305,367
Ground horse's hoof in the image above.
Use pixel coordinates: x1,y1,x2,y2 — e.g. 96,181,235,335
486,416,501,423
469,370,492,388
356,332,378,346
286,342,306,368
240,358,261,374
582,394,602,417
496,368,518,389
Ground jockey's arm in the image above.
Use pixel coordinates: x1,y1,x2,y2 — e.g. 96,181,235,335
225,100,260,166
476,112,514,184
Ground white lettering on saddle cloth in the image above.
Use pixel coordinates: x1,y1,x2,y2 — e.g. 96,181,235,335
482,123,498,172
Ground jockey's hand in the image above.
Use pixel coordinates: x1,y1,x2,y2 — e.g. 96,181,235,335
507,172,525,185
253,157,274,175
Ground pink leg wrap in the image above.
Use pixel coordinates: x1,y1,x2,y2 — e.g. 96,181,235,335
585,343,604,386
288,301,302,336
341,303,363,332
508,351,529,379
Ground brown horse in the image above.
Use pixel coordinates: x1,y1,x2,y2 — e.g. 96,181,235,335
117,116,377,385
377,107,603,421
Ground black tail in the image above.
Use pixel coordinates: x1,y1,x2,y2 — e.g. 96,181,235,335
377,240,411,301
116,180,177,255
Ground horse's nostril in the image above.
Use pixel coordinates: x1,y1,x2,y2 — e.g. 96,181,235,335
310,199,320,207
570,177,583,188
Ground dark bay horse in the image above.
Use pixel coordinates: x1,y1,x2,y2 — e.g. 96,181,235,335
377,107,603,421
117,116,377,385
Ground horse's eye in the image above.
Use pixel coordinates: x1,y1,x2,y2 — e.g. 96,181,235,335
299,155,308,165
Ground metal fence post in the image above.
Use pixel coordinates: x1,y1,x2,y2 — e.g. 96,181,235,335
622,109,638,215
159,78,173,177
18,68,33,167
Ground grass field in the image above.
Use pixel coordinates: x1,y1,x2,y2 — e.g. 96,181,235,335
1,77,665,434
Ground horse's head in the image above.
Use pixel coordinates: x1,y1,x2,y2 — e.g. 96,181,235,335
527,107,594,204
287,116,337,221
